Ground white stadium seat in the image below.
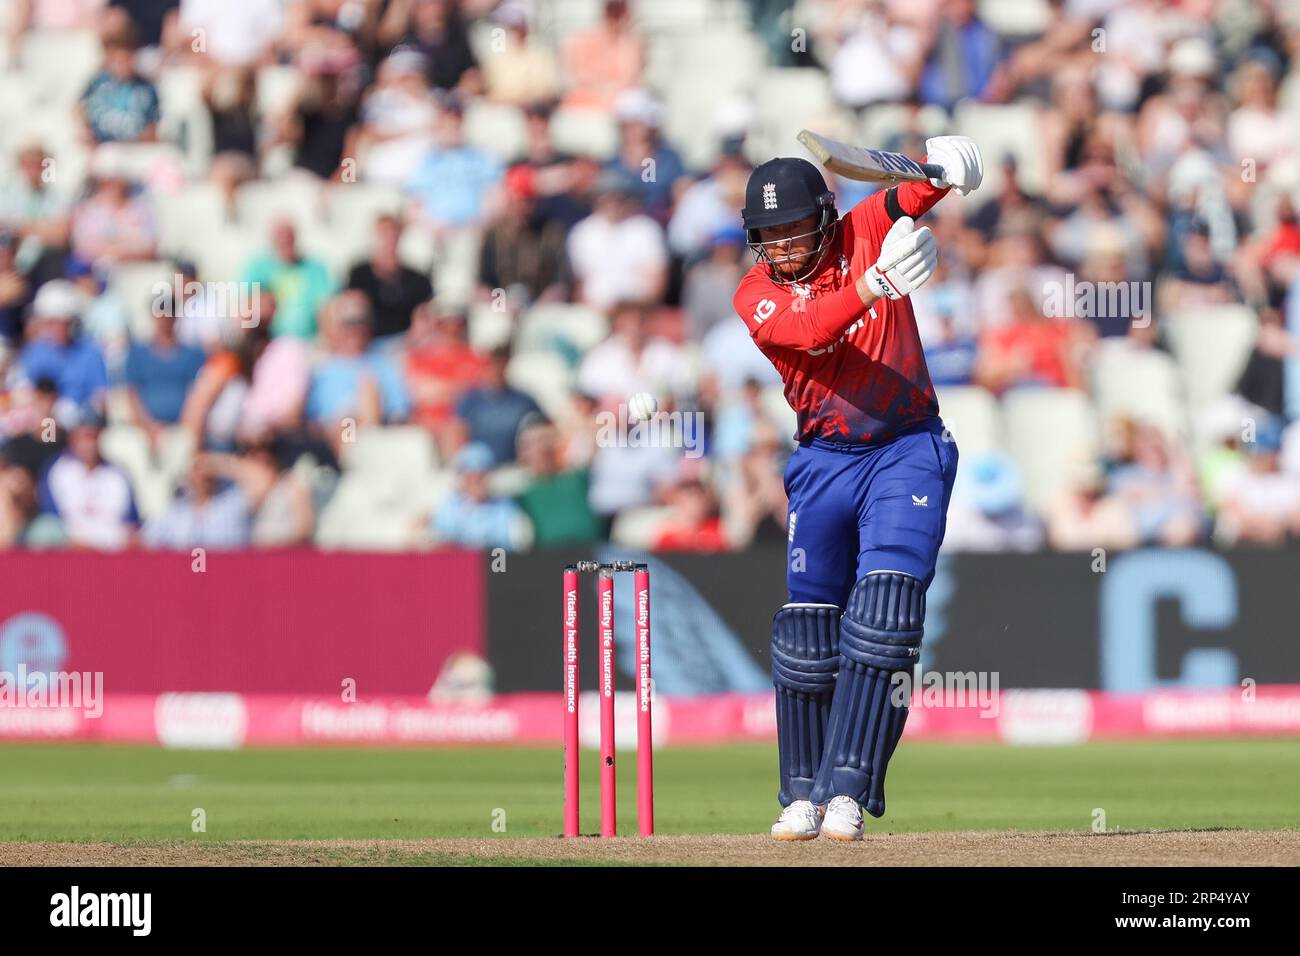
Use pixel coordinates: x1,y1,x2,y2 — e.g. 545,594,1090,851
106,261,178,341
464,100,528,162
1090,342,1188,440
549,107,618,159
506,350,574,421
516,303,609,357
1165,305,1258,415
1001,387,1101,513
234,176,324,237
936,385,1000,459
952,100,1046,199
19,30,101,106
340,427,438,488
610,505,673,549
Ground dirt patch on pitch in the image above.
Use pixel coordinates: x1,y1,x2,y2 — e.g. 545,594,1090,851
2,830,1297,866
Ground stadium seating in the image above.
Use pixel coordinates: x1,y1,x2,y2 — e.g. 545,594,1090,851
1002,388,1101,513
1165,306,1258,417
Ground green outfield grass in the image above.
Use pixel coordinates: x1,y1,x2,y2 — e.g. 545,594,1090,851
0,739,1297,842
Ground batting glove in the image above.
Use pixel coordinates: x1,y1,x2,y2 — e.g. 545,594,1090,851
924,135,984,196
863,216,938,301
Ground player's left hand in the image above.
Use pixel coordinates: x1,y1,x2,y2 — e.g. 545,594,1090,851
925,136,983,196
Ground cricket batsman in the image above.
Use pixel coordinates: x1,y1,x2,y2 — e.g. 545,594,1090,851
732,136,983,840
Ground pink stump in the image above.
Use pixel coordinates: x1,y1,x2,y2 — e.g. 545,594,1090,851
563,568,580,837
635,566,654,836
598,570,616,837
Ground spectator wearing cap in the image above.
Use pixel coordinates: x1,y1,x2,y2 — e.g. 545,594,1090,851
304,291,411,437
454,344,541,466
561,0,644,112
19,280,109,408
481,3,559,106
514,420,600,547
348,46,438,187
241,218,335,339
70,153,158,265
603,89,686,224
404,100,503,235
430,442,530,549
477,164,568,306
0,231,31,346
1216,416,1300,545
79,19,159,144
682,225,752,341
38,405,139,550
404,302,485,451
346,215,434,342
121,297,207,448
567,171,667,311
143,453,252,550
0,144,72,275
379,0,481,96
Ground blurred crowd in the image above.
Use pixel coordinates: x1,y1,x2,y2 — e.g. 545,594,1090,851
1,0,1300,554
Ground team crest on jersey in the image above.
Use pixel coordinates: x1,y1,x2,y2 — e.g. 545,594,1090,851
791,282,812,299
763,183,777,210
838,254,849,276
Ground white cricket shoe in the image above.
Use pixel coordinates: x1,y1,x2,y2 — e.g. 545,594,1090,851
770,800,824,841
821,795,865,841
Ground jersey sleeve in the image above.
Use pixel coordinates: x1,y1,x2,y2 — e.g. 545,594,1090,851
847,178,950,244
732,270,867,352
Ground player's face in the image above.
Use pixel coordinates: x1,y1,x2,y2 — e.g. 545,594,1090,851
757,215,821,278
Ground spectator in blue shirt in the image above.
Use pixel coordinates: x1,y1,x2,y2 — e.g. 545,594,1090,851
122,307,206,447
455,345,542,465
18,280,108,410
432,442,531,549
404,100,503,234
80,25,160,144
918,0,1006,112
604,88,687,224
143,455,252,551
305,291,411,435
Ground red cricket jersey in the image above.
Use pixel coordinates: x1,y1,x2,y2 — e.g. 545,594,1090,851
732,181,949,445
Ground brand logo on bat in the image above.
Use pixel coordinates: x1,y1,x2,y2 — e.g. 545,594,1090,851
865,149,924,177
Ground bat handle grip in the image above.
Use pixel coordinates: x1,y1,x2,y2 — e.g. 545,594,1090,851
918,162,946,182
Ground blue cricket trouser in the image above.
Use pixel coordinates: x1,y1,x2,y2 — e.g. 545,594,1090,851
783,420,958,606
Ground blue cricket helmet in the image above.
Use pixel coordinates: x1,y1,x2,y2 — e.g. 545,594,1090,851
741,157,835,233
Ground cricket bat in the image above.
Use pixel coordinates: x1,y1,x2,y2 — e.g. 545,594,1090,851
798,130,944,186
